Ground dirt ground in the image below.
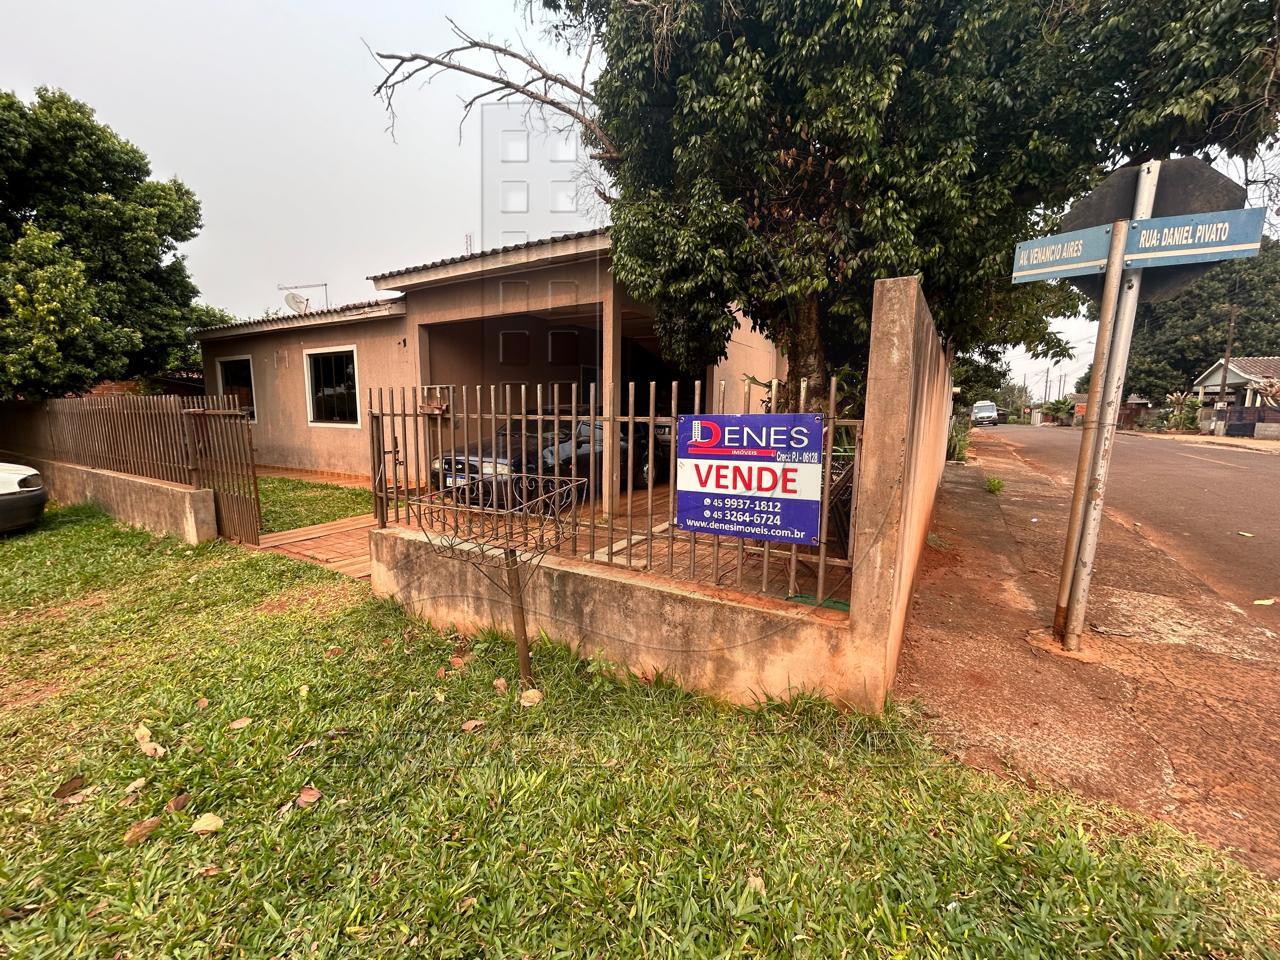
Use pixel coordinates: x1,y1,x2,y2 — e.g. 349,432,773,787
898,433,1280,876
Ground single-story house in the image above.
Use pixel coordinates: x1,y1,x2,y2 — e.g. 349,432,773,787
197,229,784,478
1192,356,1280,408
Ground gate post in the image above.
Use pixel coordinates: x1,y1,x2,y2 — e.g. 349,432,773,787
181,409,203,489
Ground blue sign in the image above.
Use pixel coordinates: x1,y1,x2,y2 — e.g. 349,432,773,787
1124,207,1265,269
675,414,824,545
1012,224,1113,284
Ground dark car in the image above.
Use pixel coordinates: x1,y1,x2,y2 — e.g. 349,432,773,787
0,463,48,534
429,419,664,507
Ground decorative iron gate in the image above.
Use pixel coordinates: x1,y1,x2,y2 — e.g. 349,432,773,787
184,408,262,545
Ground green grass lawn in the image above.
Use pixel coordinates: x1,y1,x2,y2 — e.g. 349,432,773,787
2,506,1278,957
256,475,372,534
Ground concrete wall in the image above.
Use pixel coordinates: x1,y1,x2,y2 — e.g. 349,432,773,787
370,528,860,707
3,454,216,544
710,315,786,407
846,277,953,706
202,315,412,476
1256,423,1280,440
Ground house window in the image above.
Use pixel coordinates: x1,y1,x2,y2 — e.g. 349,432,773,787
217,356,255,420
548,329,578,366
305,347,359,426
499,331,530,366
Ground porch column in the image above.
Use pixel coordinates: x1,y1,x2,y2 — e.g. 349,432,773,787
1246,386,1255,407
601,276,622,518
1197,385,1205,402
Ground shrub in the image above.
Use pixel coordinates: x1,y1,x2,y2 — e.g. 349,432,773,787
946,420,971,461
985,476,1004,495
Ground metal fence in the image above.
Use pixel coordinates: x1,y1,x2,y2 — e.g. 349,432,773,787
369,380,861,609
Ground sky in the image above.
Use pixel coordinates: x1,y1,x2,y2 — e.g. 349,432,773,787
0,2,1255,394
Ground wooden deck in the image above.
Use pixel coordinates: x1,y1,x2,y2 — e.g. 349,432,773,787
258,515,378,579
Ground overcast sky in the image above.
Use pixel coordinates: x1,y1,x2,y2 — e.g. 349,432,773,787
4,1,1227,393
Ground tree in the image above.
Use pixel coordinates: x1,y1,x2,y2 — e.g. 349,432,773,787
0,88,222,397
0,224,138,400
1123,239,1280,400
376,0,1278,409
952,354,1011,408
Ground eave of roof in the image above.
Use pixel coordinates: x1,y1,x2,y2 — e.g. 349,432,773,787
1193,356,1280,387
370,228,610,292
195,298,406,341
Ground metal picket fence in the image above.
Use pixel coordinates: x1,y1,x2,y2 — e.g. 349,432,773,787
369,379,861,609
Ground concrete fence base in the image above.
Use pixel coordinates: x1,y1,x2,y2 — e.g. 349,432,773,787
3,453,216,544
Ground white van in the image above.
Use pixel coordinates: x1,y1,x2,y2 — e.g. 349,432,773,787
971,401,999,427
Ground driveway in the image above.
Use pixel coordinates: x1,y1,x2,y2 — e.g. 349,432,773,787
982,425,1279,628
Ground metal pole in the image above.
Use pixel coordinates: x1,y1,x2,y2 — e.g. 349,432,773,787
504,549,533,688
1215,305,1238,434
1053,222,1126,640
1063,160,1161,649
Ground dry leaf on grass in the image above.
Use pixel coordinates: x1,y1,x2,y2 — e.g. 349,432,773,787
493,678,508,695
52,774,84,800
325,646,344,658
295,785,322,808
123,817,162,846
449,656,466,670
165,792,191,813
519,689,544,708
458,896,478,912
436,666,448,679
189,813,223,836
133,724,152,744
461,719,486,733
227,717,251,731
195,697,209,710
138,740,167,759
61,786,99,806
118,795,137,808
124,778,146,794
196,864,221,878
746,875,767,896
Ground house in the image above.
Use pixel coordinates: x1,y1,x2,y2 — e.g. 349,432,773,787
1192,356,1280,409
197,229,785,479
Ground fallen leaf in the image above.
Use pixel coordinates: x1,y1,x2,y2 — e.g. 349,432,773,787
133,724,152,744
746,875,767,896
493,678,508,695
187,574,198,584
325,646,344,658
124,777,146,794
1239,531,1255,538
165,792,192,813
118,794,137,808
461,719,486,733
519,689,544,708
458,896,477,912
123,817,162,846
196,864,221,878
449,656,465,670
227,717,251,731
86,900,108,919
436,666,448,679
139,740,167,759
295,785,322,808
52,774,85,800
195,697,209,710
61,786,99,806
276,800,293,817
1255,598,1276,606
189,813,223,836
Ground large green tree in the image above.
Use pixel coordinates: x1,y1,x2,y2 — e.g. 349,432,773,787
378,0,1277,407
0,88,226,399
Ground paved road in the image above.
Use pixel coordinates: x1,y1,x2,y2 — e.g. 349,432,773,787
982,425,1279,628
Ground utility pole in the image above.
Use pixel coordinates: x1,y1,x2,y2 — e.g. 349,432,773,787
1215,305,1239,433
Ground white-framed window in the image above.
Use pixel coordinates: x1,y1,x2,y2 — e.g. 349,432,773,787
216,355,256,421
303,345,360,428
499,330,530,366
547,329,579,366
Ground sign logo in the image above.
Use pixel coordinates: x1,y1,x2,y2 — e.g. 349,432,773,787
675,413,824,545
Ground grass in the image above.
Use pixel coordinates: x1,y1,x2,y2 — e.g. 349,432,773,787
257,475,372,534
985,475,1005,495
2,507,1279,957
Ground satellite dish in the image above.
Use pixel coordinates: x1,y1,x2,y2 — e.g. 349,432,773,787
284,291,310,314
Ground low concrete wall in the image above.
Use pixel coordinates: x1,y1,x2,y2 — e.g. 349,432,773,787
846,277,953,706
370,528,868,707
3,454,216,544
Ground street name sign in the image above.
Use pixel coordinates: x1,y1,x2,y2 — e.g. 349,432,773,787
1123,207,1265,270
675,413,823,545
1011,224,1112,284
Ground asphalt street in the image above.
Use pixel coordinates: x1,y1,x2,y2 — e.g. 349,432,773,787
984,425,1279,628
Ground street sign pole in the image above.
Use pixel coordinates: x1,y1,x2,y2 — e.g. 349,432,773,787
1052,220,1127,642
1061,160,1162,649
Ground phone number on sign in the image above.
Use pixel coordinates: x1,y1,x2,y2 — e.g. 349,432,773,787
709,498,783,512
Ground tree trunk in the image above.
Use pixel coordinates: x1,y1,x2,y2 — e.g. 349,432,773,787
782,294,827,412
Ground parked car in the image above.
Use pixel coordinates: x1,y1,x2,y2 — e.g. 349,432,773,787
429,419,665,508
971,400,999,427
0,463,48,534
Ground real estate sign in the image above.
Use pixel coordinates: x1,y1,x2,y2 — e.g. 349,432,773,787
675,413,823,545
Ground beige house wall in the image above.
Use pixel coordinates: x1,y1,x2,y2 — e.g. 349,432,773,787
711,315,787,409
202,315,413,477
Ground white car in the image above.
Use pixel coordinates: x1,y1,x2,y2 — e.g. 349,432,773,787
0,462,47,534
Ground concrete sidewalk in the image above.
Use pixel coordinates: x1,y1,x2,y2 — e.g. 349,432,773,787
898,435,1280,876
